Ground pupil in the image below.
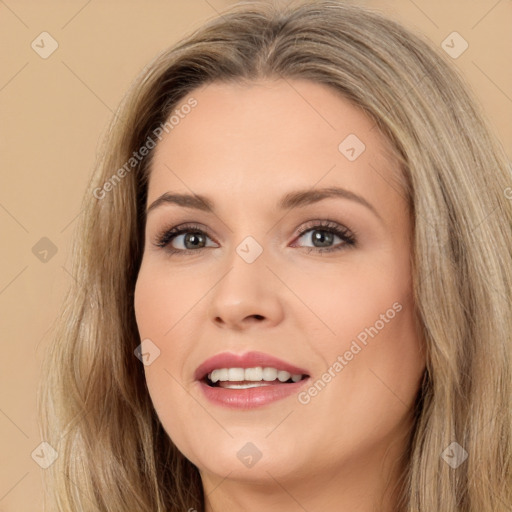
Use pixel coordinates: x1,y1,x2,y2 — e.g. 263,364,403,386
313,230,333,247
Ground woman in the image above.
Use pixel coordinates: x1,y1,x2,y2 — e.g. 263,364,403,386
38,0,512,510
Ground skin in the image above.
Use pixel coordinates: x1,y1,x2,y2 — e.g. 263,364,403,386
134,78,426,512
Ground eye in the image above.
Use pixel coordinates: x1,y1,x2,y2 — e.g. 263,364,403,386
153,223,217,254
153,220,357,256
292,220,356,254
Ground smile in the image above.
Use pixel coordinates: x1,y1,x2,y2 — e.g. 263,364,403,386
195,351,311,408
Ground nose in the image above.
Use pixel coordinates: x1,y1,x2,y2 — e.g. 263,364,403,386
207,250,284,331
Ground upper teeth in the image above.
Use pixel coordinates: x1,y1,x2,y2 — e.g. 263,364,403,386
208,367,303,383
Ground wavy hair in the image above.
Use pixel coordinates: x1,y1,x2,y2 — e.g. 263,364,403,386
37,0,512,510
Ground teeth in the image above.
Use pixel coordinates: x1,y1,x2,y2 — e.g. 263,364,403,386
211,368,229,382
245,367,263,380
262,367,278,381
277,370,292,382
208,367,304,384
228,368,245,381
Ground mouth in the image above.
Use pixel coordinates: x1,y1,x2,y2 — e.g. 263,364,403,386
194,351,311,407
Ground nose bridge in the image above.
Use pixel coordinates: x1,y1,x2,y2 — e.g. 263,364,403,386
207,227,284,327
218,232,268,297
220,206,273,266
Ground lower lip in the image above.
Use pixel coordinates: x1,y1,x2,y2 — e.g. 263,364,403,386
197,378,310,409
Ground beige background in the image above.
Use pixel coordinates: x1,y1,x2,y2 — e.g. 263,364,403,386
0,1,510,510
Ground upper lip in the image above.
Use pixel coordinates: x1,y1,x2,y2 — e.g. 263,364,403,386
194,351,310,381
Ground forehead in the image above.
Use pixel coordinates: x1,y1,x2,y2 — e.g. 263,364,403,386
147,79,404,215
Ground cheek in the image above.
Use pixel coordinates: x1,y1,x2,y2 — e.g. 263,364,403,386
134,265,199,459
294,282,423,459
133,263,195,396
293,251,423,402
133,264,186,402
288,257,404,344
134,260,199,337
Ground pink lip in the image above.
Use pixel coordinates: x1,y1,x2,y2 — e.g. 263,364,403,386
197,378,310,409
194,351,311,410
194,350,310,381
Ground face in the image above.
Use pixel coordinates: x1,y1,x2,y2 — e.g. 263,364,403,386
134,78,425,494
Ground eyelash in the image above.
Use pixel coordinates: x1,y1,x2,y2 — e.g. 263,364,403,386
153,220,357,256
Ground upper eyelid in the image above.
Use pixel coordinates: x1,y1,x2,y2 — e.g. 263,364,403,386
156,219,347,236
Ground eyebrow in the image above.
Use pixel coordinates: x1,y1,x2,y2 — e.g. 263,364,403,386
146,186,383,222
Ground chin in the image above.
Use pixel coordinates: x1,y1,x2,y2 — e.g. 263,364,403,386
186,435,311,483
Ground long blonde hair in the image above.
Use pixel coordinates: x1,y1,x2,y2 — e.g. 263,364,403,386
38,1,512,510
